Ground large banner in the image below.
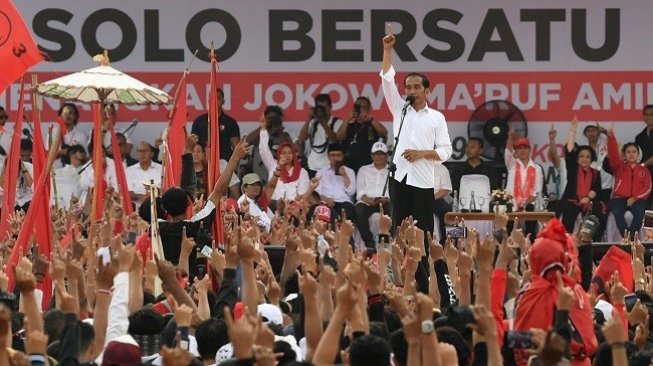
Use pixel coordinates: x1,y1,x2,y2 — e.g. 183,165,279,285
2,0,652,170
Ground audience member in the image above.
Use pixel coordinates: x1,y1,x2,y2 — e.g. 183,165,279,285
355,140,390,250
191,88,241,161
337,96,388,173
316,143,357,223
297,94,343,176
450,137,500,192
126,142,162,205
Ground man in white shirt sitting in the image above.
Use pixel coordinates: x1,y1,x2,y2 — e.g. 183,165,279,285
126,142,162,205
237,173,272,232
53,144,86,209
355,140,390,250
315,143,357,223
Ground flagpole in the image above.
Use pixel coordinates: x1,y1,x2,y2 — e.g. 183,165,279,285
167,49,198,122
31,74,60,212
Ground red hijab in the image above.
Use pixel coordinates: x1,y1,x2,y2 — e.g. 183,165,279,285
276,142,301,183
513,219,597,365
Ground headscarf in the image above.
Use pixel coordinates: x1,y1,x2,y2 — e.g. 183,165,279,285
276,142,301,183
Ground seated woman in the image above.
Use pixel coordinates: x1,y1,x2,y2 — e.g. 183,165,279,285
553,119,605,240
607,125,651,239
258,115,310,205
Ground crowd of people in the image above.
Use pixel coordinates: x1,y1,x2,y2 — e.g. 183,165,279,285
0,32,650,366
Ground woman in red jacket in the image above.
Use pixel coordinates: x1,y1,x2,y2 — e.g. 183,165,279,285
607,126,652,239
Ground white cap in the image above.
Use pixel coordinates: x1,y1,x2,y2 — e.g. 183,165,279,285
257,303,283,325
371,139,388,153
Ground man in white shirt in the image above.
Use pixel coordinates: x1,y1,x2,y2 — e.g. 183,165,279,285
316,143,357,223
0,107,13,155
53,144,86,209
126,142,162,205
297,94,343,176
237,173,272,232
355,141,390,250
380,31,453,251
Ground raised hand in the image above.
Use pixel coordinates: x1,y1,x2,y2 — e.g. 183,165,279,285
382,25,395,50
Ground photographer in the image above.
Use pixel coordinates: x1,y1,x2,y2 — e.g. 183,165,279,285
297,94,343,177
336,96,387,173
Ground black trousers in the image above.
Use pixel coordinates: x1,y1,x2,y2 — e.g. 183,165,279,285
356,202,390,249
433,199,452,244
392,177,435,293
558,199,606,241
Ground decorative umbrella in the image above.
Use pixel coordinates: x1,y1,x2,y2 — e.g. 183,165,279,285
34,52,171,105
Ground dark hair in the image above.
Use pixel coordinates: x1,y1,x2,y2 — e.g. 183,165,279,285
161,187,190,217
195,318,229,360
576,145,597,162
349,335,391,366
314,93,332,107
594,341,638,366
389,329,408,366
328,143,344,153
79,321,95,355
436,326,472,366
43,309,64,342
139,196,166,222
355,96,371,107
265,105,284,126
621,142,639,156
20,138,32,152
58,103,79,122
217,88,225,100
467,137,484,148
128,308,166,335
273,340,297,366
404,72,430,89
67,144,86,156
629,349,653,366
643,104,653,114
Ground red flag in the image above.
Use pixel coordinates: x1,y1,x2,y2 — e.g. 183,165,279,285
4,113,62,304
29,100,54,308
0,78,25,240
91,104,105,222
207,51,224,245
592,245,634,295
0,0,43,94
108,114,133,215
164,76,187,189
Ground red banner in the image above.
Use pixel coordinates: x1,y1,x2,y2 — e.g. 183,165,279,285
2,71,653,123
0,0,42,94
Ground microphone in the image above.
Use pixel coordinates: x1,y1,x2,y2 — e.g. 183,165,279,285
122,119,138,136
403,95,416,111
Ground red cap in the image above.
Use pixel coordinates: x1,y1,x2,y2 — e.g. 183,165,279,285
513,137,530,148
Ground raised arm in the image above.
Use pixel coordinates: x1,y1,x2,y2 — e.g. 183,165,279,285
548,126,561,168
258,122,278,173
207,141,249,206
566,116,578,153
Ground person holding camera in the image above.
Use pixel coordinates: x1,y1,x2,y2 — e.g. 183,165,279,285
315,143,357,224
336,96,387,173
297,94,343,177
355,140,390,250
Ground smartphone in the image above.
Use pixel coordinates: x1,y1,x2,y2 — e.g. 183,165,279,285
196,264,206,280
445,226,467,239
644,210,653,230
506,331,535,349
624,293,638,312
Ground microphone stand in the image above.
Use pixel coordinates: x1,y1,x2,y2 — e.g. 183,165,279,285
382,102,411,229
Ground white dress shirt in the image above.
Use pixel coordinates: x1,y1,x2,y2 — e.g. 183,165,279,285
380,66,453,189
63,125,88,147
305,118,343,171
434,162,452,192
587,134,613,190
52,164,83,209
0,126,14,155
316,165,357,203
237,194,272,231
126,162,162,195
356,163,389,203
79,157,119,204
15,161,33,208
505,149,543,209
259,129,310,200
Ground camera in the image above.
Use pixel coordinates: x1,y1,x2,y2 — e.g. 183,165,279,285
312,105,326,119
445,225,467,239
334,161,343,175
506,331,535,349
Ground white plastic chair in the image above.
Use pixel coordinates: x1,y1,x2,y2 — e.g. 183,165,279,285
458,174,493,238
